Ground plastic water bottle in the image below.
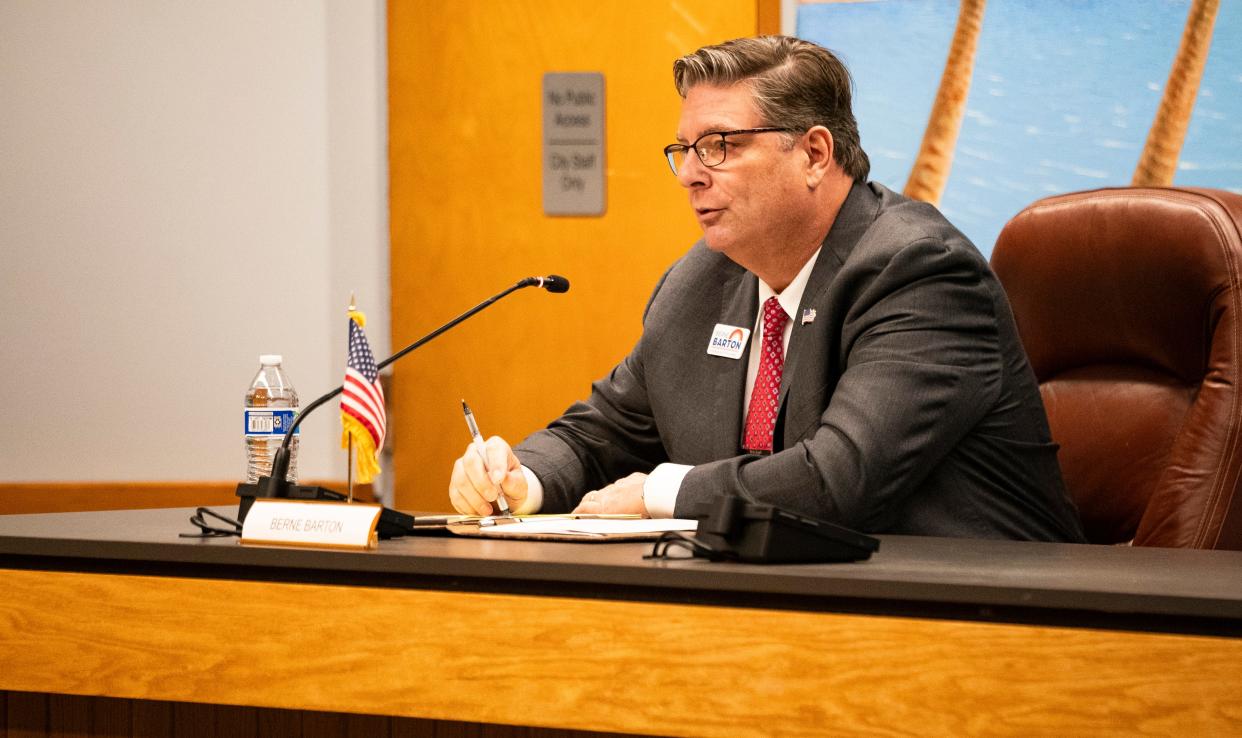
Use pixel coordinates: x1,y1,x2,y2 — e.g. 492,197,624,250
244,354,299,483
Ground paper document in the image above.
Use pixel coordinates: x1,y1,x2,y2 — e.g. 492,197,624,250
471,518,697,538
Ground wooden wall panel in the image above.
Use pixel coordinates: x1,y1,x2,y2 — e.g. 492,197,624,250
132,700,172,738
90,697,131,737
0,692,627,738
6,690,49,738
387,1,768,512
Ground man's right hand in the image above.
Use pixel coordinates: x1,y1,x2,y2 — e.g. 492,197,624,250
448,435,528,516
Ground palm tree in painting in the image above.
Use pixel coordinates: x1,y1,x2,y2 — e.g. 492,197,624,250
1132,0,1220,186
903,0,987,206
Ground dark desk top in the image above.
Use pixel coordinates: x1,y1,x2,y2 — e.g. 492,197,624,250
2,507,1240,635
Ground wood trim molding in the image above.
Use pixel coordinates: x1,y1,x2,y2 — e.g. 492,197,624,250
0,482,373,516
757,0,782,35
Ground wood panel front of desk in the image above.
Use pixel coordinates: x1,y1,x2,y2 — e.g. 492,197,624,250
1,567,1240,737
387,1,776,514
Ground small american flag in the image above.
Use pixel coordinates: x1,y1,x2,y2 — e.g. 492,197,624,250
340,309,386,483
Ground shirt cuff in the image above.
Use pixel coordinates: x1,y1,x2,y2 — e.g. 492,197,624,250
643,463,693,518
510,465,544,515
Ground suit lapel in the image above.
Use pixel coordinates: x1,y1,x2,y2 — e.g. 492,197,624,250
713,268,757,458
777,182,879,447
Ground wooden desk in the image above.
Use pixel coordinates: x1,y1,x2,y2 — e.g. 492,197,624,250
1,507,1240,737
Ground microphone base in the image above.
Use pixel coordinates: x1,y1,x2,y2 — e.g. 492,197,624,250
236,480,416,539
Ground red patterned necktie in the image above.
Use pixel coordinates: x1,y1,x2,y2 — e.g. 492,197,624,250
743,296,789,453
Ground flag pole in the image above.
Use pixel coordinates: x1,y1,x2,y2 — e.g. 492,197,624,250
347,444,354,503
347,293,356,504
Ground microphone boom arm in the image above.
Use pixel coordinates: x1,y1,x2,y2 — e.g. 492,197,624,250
248,275,568,532
274,279,533,456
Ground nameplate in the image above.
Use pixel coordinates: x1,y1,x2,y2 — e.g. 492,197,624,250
241,499,381,550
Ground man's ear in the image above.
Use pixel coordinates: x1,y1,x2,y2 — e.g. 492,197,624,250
804,126,835,188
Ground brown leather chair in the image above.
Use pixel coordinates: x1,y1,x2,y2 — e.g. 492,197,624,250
992,187,1242,549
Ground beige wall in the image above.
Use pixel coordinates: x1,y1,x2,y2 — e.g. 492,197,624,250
0,2,388,487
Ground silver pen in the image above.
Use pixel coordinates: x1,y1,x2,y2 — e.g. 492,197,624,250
461,400,511,517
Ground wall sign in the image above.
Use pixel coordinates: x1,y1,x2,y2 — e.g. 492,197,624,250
542,72,605,216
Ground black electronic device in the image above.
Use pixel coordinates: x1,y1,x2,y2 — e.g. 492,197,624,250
235,275,571,538
689,494,879,563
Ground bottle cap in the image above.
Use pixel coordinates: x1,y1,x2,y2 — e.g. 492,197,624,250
259,354,283,366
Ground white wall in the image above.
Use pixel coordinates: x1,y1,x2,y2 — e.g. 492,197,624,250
0,1,389,484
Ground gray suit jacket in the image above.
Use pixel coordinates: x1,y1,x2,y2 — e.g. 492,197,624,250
516,182,1086,542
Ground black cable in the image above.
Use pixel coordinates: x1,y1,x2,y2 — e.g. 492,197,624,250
644,530,730,561
181,507,243,538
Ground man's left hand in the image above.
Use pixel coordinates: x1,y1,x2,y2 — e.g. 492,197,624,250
572,472,650,516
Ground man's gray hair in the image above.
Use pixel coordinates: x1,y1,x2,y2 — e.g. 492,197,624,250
673,35,870,181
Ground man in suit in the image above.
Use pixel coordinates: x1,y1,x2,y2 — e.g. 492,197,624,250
448,36,1085,542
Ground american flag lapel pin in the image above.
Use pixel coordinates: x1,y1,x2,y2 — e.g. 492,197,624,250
801,308,816,325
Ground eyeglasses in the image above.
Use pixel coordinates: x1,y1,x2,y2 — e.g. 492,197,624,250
662,127,796,175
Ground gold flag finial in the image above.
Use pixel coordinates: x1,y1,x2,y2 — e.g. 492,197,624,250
347,294,365,328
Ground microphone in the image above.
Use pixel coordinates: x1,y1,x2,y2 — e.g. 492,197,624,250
236,275,571,536
521,274,570,293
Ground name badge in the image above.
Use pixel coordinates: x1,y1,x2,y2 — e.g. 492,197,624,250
706,323,751,360
241,499,382,550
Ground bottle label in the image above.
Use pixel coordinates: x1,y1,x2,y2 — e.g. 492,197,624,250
244,409,300,436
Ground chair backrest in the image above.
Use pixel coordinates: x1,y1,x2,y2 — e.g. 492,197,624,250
992,187,1242,549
